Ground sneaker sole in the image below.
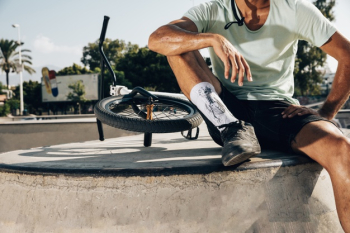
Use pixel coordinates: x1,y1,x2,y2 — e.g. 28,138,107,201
222,151,260,167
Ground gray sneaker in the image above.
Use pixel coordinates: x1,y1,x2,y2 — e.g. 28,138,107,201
220,121,261,166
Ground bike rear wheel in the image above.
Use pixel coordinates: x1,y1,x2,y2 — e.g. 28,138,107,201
94,94,203,133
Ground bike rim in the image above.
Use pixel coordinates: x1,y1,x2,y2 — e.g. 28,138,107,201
105,96,194,121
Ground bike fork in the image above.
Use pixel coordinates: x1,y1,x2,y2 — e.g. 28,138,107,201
144,97,155,147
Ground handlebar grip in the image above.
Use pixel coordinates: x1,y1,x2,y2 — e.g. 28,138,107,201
99,16,110,45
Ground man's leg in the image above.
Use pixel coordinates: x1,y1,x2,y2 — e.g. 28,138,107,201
169,51,238,128
167,51,261,166
292,121,350,232
167,51,221,98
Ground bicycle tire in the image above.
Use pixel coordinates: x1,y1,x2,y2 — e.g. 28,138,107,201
94,94,203,133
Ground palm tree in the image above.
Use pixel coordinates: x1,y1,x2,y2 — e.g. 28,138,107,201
0,39,35,89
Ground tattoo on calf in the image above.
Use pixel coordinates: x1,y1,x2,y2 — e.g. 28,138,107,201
198,85,226,124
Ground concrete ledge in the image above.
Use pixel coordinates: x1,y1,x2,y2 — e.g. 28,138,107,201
0,124,345,232
0,147,315,177
0,163,342,232
0,123,315,176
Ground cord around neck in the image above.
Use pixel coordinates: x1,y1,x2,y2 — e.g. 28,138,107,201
224,0,245,29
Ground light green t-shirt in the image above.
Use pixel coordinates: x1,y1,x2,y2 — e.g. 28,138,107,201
184,0,337,104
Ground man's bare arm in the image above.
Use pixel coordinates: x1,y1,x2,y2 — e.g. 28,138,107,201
319,31,350,120
282,32,350,119
148,17,211,56
148,17,252,85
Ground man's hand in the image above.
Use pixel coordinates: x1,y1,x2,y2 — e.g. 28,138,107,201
212,34,252,86
281,105,320,118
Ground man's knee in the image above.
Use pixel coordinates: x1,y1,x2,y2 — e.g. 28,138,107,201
166,54,180,67
323,135,350,176
292,120,350,170
293,121,342,145
167,51,196,65
332,135,350,165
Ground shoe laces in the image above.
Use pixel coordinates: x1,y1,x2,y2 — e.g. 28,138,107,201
218,120,243,129
220,121,247,140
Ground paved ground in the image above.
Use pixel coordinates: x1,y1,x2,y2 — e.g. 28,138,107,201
0,123,325,176
0,118,139,153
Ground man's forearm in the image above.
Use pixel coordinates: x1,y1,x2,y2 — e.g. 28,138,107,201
319,61,350,120
148,24,215,56
149,18,252,83
318,32,350,120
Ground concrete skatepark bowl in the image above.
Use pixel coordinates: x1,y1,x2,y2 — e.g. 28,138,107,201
0,123,345,233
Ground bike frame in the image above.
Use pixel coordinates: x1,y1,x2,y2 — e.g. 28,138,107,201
95,15,200,145
96,16,159,144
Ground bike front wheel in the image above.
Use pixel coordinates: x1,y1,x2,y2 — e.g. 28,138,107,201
94,94,203,133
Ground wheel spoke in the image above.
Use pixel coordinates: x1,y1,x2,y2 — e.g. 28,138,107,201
96,95,202,134
108,98,191,121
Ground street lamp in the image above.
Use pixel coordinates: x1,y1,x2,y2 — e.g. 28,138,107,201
12,24,24,115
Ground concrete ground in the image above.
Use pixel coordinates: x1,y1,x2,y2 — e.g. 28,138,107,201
0,123,320,175
0,118,138,153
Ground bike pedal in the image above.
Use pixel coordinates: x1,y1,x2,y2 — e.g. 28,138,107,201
181,127,199,140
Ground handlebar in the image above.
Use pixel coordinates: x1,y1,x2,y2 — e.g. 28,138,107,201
96,16,160,143
124,86,159,100
99,16,110,45
99,16,117,86
96,16,111,142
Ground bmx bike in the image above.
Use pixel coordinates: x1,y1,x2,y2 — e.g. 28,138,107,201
94,16,203,147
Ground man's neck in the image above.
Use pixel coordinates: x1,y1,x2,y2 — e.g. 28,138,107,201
236,0,270,11
235,0,270,31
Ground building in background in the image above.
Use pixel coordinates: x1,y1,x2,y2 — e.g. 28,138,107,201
0,89,14,105
0,95,6,106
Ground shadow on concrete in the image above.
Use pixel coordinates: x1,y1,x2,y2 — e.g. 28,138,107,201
1,139,315,177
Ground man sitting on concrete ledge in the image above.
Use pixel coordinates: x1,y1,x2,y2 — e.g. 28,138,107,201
148,0,350,231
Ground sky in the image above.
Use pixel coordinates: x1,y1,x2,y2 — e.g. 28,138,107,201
0,0,349,87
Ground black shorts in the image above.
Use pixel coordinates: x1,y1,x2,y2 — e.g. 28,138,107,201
201,85,338,152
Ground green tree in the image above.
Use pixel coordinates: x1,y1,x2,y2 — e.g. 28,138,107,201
14,80,42,114
81,38,208,94
67,80,87,114
116,47,180,93
4,98,20,115
81,39,136,71
0,39,35,89
294,0,335,96
0,102,10,117
57,63,93,76
80,39,135,97
94,67,132,98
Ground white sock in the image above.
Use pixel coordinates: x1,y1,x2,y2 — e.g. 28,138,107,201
190,82,237,131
